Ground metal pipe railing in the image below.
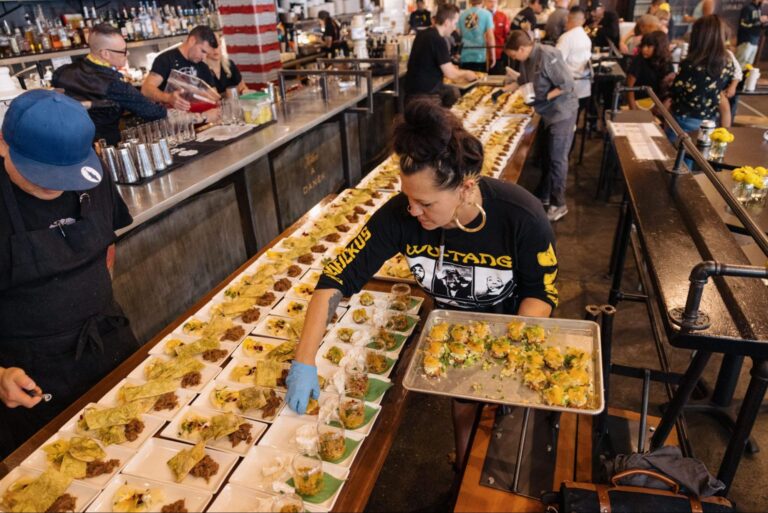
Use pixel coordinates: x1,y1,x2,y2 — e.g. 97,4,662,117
277,69,374,114
612,84,768,258
317,56,400,99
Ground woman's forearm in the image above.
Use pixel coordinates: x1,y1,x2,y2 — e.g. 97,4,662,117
295,288,344,365
517,297,553,318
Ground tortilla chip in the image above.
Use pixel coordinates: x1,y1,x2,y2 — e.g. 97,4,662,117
1,469,73,513
167,441,205,483
266,341,297,363
205,413,242,440
42,440,70,467
68,437,105,462
83,401,149,430
255,360,282,388
144,357,204,381
119,379,178,404
60,452,88,479
174,337,220,360
236,387,268,411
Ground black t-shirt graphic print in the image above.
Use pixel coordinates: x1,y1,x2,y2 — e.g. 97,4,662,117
317,178,559,313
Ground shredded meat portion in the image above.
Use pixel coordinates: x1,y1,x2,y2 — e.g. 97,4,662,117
228,423,254,448
371,191,382,199
345,213,359,223
262,389,282,420
364,199,374,207
45,494,77,513
324,233,340,243
124,418,145,442
286,265,303,277
221,326,245,342
161,499,188,513
153,392,179,412
335,224,350,232
256,292,276,307
202,349,228,362
297,253,314,265
189,455,219,483
181,371,202,388
276,368,289,388
273,278,292,292
240,307,261,324
310,244,327,253
85,458,120,478
353,206,366,215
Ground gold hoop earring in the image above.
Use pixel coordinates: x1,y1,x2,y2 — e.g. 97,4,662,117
453,203,486,233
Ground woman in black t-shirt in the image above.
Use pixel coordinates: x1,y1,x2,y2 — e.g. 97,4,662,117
205,34,249,95
284,98,559,471
626,31,675,110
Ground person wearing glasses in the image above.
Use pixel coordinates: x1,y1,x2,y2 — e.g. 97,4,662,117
285,97,558,473
53,23,168,146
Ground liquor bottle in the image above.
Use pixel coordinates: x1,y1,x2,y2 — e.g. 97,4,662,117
10,27,21,56
23,14,37,53
83,4,91,27
58,21,72,49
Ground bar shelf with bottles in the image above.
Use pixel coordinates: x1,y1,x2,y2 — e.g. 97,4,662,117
0,1,220,67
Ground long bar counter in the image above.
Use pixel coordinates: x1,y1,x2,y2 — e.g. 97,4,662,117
0,84,540,511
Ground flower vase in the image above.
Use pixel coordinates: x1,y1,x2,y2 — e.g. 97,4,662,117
733,182,754,203
709,141,728,160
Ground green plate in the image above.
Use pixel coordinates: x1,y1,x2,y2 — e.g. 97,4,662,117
368,356,396,375
387,315,418,334
367,331,407,351
330,404,378,430
365,378,393,402
323,436,361,464
287,472,344,504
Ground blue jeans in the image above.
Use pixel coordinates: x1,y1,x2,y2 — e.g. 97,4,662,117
666,115,703,143
536,113,578,207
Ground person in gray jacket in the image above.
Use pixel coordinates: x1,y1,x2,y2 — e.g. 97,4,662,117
504,30,578,222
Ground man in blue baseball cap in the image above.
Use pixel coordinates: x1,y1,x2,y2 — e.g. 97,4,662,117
0,90,139,459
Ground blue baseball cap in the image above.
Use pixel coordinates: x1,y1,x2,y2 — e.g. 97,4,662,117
2,89,103,191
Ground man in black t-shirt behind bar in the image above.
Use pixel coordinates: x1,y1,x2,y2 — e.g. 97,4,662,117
141,25,220,112
405,4,478,101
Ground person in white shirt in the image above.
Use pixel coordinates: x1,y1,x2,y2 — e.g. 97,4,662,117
556,7,592,104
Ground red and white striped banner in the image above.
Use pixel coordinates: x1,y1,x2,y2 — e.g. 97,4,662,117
219,0,282,88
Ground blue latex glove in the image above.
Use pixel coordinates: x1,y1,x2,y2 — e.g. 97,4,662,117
286,361,320,414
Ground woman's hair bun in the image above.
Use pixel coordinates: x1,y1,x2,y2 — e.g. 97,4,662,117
393,97,483,189
393,97,454,164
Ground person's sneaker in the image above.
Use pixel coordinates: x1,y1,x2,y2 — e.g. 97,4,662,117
547,204,568,222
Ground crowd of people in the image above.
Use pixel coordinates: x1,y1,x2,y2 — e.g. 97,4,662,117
404,0,768,220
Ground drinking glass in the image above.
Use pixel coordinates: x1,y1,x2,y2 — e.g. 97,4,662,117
344,361,369,400
317,422,346,463
270,492,305,512
291,453,324,496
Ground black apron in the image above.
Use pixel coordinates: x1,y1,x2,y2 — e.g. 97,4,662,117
0,168,139,460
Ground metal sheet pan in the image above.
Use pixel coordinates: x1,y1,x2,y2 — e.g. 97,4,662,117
402,310,605,415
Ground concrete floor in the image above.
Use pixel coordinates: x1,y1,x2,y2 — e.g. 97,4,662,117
364,120,768,512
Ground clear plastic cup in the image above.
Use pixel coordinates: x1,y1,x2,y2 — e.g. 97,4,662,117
271,492,305,512
291,453,324,496
344,361,369,399
317,422,346,462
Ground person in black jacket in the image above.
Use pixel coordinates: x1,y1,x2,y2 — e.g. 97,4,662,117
53,23,167,145
587,1,620,48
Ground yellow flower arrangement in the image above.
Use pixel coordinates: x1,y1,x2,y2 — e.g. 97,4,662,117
731,166,767,189
710,127,735,143
745,64,754,72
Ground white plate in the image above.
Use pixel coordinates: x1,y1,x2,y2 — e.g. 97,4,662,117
316,341,398,379
127,355,221,393
194,300,264,336
270,297,310,319
347,290,424,315
192,379,286,423
121,438,238,493
323,325,374,348
230,446,347,511
211,285,284,311
86,474,212,512
284,281,317,302
315,360,392,406
336,305,387,328
206,483,276,513
60,404,165,451
0,466,100,513
257,415,364,469
176,315,250,345
278,394,382,437
21,432,135,489
97,378,196,421
300,268,324,286
220,358,290,388
251,314,301,340
150,334,236,365
160,405,268,456
231,336,286,362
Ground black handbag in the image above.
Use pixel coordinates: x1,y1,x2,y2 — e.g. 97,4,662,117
545,469,734,513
